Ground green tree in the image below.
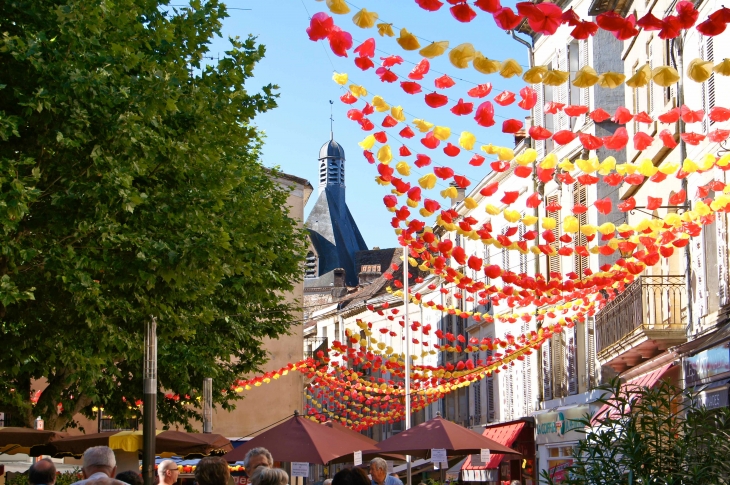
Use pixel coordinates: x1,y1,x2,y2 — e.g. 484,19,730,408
0,0,308,430
541,379,730,485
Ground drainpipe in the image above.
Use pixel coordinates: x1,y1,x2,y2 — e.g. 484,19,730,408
672,36,695,337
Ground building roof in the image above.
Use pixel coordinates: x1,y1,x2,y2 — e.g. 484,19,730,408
319,137,346,160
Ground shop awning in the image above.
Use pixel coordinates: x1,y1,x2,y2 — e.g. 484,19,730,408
590,363,672,425
460,422,525,471
446,457,467,480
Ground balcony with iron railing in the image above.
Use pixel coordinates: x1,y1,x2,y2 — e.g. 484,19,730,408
304,336,328,360
595,275,687,373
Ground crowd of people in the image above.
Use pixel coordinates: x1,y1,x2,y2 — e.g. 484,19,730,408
25,446,405,485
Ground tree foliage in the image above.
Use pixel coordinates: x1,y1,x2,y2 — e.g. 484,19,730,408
0,0,308,430
542,378,730,485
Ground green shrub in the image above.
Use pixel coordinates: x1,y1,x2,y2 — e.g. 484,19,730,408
6,469,82,485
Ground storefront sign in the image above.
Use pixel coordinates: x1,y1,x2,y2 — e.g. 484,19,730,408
693,386,729,410
684,345,730,385
291,463,309,478
548,459,573,484
534,405,589,445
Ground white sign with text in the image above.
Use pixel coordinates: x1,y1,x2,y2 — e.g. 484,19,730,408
431,448,447,463
291,463,309,478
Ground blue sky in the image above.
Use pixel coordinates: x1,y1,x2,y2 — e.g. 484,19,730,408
208,0,528,249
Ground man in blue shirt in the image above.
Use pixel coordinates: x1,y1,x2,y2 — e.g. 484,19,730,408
368,459,402,485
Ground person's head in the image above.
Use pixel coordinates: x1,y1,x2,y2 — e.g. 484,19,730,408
249,467,288,485
29,458,57,485
116,471,143,485
194,457,230,485
368,459,387,484
157,460,180,485
82,446,117,479
323,479,333,485
243,448,273,473
332,468,370,485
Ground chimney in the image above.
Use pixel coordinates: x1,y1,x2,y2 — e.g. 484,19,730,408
449,181,466,208
333,268,346,287
358,264,382,286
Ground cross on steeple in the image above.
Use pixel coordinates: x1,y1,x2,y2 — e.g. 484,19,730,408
329,100,334,139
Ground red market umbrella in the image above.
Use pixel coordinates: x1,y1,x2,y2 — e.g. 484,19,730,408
324,421,405,464
222,413,377,465
50,430,232,458
0,427,70,456
375,416,521,459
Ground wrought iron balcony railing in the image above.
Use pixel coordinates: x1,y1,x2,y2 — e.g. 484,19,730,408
595,275,687,357
304,337,328,360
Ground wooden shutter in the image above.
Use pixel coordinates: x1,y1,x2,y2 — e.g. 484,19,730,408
556,48,569,132
586,316,597,389
552,333,565,397
486,349,495,422
546,194,561,278
473,354,482,425
702,36,716,134
522,322,533,413
542,339,553,401
573,184,589,278
579,40,590,123
565,326,578,395
519,219,528,274
507,362,515,420
648,40,655,114
535,84,545,158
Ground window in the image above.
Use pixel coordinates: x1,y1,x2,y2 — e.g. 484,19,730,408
535,83,546,158
702,36,716,134
565,325,578,395
546,445,577,481
631,61,640,133
664,38,676,103
546,194,561,278
519,219,528,274
542,339,553,401
486,349,496,422
522,321,533,413
473,354,482,425
573,184,589,278
586,317,597,389
568,41,581,130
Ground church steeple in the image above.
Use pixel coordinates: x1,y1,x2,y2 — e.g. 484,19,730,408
318,134,346,195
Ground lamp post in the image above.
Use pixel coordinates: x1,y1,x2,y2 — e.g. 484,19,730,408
143,317,157,485
403,247,412,485
203,378,213,433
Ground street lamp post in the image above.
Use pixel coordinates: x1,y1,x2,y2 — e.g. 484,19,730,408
143,317,158,485
403,247,412,485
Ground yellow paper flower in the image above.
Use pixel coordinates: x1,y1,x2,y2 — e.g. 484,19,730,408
504,209,522,223
626,63,651,88
699,154,715,171
637,158,658,177
413,119,433,132
372,95,389,112
326,0,350,14
481,144,499,154
576,158,599,173
433,125,451,141
563,216,579,233
485,204,501,215
332,72,348,85
352,8,378,28
500,59,523,78
543,70,570,86
441,186,458,199
473,52,501,74
597,72,626,89
359,135,376,150
419,173,437,189
598,222,616,235
377,23,395,37
377,145,392,164
687,58,713,83
658,161,679,175
572,65,599,88
598,157,616,175
397,28,421,51
449,43,476,69
540,153,558,169
396,161,411,176
349,84,367,97
523,65,548,84
498,147,514,161
652,66,680,87
391,106,406,122
580,225,597,236
718,153,730,167
522,215,538,225
419,41,449,59
558,159,575,172
542,217,557,230
515,148,537,165
459,131,476,150
713,58,730,76
464,197,478,210
682,158,699,173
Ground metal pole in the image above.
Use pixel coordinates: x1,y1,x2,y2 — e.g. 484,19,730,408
143,317,158,485
403,248,412,485
673,37,695,336
203,378,213,433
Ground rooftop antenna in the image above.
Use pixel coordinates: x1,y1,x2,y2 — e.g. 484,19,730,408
329,100,334,140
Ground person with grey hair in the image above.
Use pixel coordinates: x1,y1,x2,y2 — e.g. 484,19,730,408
243,447,273,473
29,458,57,485
368,459,401,485
323,479,333,485
249,467,288,485
157,460,179,485
73,446,127,485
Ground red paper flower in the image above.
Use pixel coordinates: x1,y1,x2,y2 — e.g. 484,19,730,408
675,1,699,28
468,84,493,98
596,11,627,31
453,175,471,188
646,196,663,210
358,118,374,130
430,76,454,91
444,143,461,157
415,154,432,167
399,145,412,156
618,197,636,212
637,12,664,30
615,14,639,40
363,150,375,164
553,130,577,145
529,125,553,140
491,160,510,172
382,115,398,127
451,2,477,22
493,7,523,30
503,119,523,133
354,38,376,58
425,92,449,108
518,87,537,110
381,55,404,67
517,1,562,35
634,131,655,150
515,166,533,178
340,92,358,104
634,111,653,124
544,102,565,114
710,107,730,122
434,166,455,179
710,6,730,22
501,191,520,204
669,190,686,205
362,103,374,115
624,173,645,185
579,132,603,149
709,129,730,143
399,126,415,138
401,81,422,94
423,199,441,212
480,182,499,196
354,57,374,70
416,0,444,11
613,106,634,124
409,59,430,80
590,108,611,122
347,109,363,121
659,16,681,39
561,8,581,25
421,132,440,149
659,129,678,148
474,101,496,127
328,27,352,57
373,131,387,143
681,132,705,145
494,91,516,106
307,12,334,41
571,20,598,39
697,16,727,36
469,154,486,166
659,108,680,123
450,98,474,115
564,105,589,117
603,173,624,186
525,192,542,208
577,174,599,185
475,0,502,13
376,67,398,83
681,107,705,124
594,198,612,215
